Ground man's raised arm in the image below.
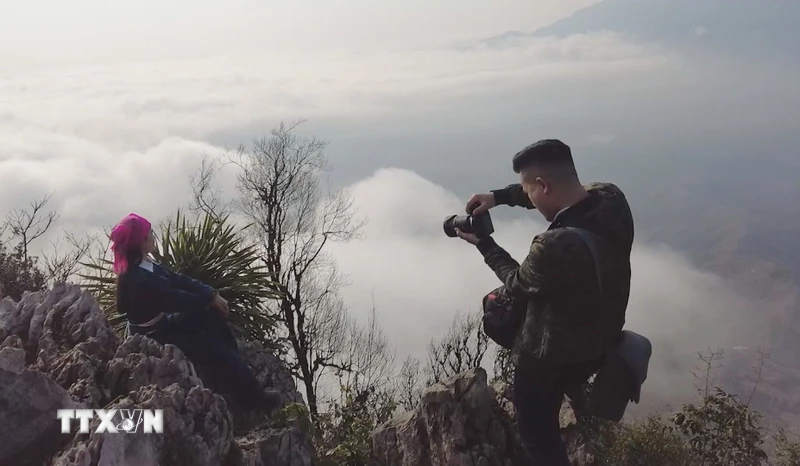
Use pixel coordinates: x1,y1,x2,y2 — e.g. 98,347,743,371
467,184,536,215
491,184,536,210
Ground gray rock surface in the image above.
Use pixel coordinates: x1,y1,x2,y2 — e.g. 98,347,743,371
104,334,203,397
234,425,314,466
370,368,597,466
240,340,305,406
52,383,234,466
0,368,79,465
0,334,26,373
0,284,314,466
0,283,597,466
370,367,521,466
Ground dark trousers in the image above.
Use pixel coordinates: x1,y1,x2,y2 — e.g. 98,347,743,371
144,310,266,409
513,357,602,466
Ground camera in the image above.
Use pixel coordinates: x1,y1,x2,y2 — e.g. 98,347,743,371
443,212,494,239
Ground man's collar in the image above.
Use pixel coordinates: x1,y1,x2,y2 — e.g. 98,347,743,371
548,192,599,229
552,205,572,222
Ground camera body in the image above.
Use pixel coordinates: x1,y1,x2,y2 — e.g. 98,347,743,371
443,212,494,239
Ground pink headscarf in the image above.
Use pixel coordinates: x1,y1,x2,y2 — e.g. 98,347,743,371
110,213,152,275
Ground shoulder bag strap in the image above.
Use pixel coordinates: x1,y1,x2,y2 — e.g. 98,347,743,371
565,227,604,296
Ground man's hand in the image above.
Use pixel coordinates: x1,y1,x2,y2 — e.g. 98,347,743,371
454,228,481,245
466,192,496,215
211,293,230,318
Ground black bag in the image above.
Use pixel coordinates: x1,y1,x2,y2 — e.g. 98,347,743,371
480,227,604,349
481,286,525,349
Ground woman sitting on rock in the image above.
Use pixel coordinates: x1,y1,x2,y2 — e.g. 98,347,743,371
110,212,281,412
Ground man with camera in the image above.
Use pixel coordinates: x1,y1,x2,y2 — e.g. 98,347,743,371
454,139,634,465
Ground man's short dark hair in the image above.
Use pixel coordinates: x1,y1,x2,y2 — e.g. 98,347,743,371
512,139,577,180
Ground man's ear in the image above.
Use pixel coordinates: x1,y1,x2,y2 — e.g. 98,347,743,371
536,176,550,194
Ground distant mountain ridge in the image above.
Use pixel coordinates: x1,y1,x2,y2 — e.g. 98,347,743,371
481,0,800,57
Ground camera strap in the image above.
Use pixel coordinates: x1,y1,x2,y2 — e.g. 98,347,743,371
565,227,604,296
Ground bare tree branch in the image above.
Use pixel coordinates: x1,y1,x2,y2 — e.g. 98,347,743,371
396,355,422,412
492,346,514,386
0,220,8,246
189,155,229,222
338,298,396,398
746,346,770,407
40,231,100,284
5,192,59,261
692,347,725,397
426,309,489,385
227,120,365,419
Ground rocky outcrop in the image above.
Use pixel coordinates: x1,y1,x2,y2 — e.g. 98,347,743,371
1,283,600,466
233,423,314,466
0,284,313,466
370,368,521,466
0,368,78,465
51,383,234,466
370,368,597,466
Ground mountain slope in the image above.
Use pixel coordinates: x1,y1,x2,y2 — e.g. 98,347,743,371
484,0,800,57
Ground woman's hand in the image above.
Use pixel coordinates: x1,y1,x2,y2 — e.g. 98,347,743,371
211,293,230,318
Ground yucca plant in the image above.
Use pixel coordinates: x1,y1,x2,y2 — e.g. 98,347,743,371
78,210,283,345
78,256,120,327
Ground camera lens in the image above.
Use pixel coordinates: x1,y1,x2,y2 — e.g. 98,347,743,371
443,215,458,237
443,212,494,239
443,214,473,237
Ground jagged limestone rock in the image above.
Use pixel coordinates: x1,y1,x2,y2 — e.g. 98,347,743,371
240,340,305,406
0,284,314,466
104,334,203,397
0,368,79,465
232,425,314,466
370,367,520,466
0,334,26,373
371,367,598,466
52,383,234,466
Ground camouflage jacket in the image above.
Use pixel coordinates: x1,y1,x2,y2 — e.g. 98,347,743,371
476,182,634,366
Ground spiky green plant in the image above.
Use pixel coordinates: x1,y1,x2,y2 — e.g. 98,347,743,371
78,210,282,345
78,256,119,326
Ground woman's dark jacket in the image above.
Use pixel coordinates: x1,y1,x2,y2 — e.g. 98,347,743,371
117,261,216,324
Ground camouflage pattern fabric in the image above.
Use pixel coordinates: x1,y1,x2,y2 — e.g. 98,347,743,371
478,182,634,366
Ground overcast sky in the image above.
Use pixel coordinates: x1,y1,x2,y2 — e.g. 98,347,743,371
2,0,798,407
0,0,598,71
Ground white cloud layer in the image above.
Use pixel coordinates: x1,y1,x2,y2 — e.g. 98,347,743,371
0,30,675,240
1,31,671,143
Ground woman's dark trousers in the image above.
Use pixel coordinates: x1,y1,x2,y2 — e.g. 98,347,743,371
149,310,267,409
